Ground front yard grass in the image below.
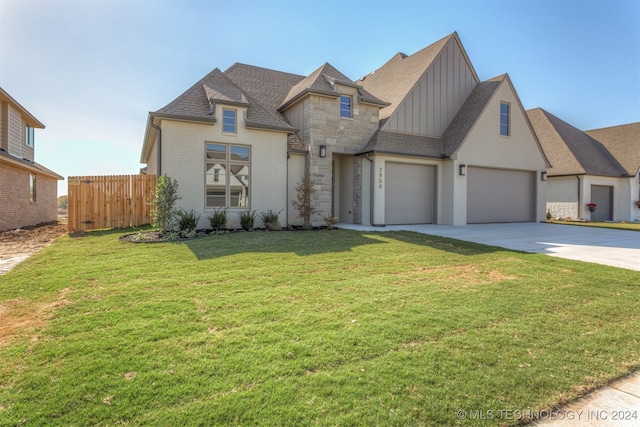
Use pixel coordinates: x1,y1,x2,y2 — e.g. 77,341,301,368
1,229,639,426
548,220,640,231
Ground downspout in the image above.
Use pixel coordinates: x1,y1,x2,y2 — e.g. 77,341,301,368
286,151,290,227
576,175,581,218
365,154,385,227
149,117,161,177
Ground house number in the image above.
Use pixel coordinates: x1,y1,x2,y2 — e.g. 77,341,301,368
378,167,383,189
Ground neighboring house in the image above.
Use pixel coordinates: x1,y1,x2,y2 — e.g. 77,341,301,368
0,87,63,232
527,108,640,222
140,32,550,229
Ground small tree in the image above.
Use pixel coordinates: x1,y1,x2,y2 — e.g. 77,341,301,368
153,174,181,233
57,195,68,210
291,176,318,228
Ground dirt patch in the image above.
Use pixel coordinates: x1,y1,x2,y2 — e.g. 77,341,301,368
0,222,67,275
0,288,71,347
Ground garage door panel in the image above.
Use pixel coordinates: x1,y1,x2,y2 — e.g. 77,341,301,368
467,167,534,223
385,163,435,224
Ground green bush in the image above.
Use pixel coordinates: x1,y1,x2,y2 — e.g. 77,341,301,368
259,209,283,231
176,208,200,235
239,210,257,231
153,175,180,233
208,208,228,231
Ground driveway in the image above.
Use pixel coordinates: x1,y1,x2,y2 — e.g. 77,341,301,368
337,222,640,271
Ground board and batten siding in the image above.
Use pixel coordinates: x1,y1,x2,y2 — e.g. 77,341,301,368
383,39,477,137
8,105,23,157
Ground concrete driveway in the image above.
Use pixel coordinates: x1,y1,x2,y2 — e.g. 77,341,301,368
337,222,640,271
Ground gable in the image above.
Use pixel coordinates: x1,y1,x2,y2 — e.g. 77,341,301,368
455,77,547,170
384,36,478,136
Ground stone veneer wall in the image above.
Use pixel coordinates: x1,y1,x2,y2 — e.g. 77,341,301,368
546,202,579,220
300,84,380,225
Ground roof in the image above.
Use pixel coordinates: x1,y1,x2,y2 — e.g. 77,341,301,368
0,149,64,180
441,77,502,155
357,130,444,158
0,86,45,128
356,32,477,124
359,75,504,158
224,63,303,132
586,123,640,176
527,108,628,177
153,66,297,132
278,63,386,111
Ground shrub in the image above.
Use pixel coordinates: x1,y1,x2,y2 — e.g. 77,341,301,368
260,209,283,231
324,216,338,230
208,208,227,231
239,210,257,231
176,208,200,235
153,175,180,233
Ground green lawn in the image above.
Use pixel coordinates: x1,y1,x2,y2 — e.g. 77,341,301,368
1,229,639,426
548,220,640,231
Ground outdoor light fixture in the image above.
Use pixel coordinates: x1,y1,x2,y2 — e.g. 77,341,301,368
459,164,466,176
319,145,327,158
541,171,547,181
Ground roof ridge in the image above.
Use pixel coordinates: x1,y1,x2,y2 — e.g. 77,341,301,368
225,62,305,79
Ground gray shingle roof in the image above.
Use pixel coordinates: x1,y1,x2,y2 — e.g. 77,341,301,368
359,76,504,158
527,108,628,177
356,33,457,123
156,68,227,121
155,65,300,132
224,63,305,133
442,77,502,155
586,123,640,176
357,130,444,158
278,63,386,111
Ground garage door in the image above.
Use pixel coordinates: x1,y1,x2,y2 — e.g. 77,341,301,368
385,163,436,224
467,167,535,223
590,185,613,221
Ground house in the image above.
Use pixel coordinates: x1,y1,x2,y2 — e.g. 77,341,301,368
140,32,550,229
0,87,63,232
527,108,640,222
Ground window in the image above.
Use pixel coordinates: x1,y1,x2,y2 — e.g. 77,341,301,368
205,143,250,208
26,125,34,148
30,173,36,202
500,102,510,136
340,95,352,118
222,109,237,133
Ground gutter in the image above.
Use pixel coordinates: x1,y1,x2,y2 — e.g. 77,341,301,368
364,154,385,227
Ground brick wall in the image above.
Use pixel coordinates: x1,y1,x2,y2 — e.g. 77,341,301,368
0,161,58,231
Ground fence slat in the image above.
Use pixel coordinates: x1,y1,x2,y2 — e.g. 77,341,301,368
68,174,156,232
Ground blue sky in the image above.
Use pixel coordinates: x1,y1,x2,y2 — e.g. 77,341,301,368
1,0,638,196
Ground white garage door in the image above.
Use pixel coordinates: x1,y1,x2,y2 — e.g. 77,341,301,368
467,167,535,223
385,163,436,224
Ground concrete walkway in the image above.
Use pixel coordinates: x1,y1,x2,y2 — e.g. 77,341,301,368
338,221,640,424
336,222,640,271
532,371,640,426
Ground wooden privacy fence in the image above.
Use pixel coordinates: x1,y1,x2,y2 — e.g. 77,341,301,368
68,174,156,232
